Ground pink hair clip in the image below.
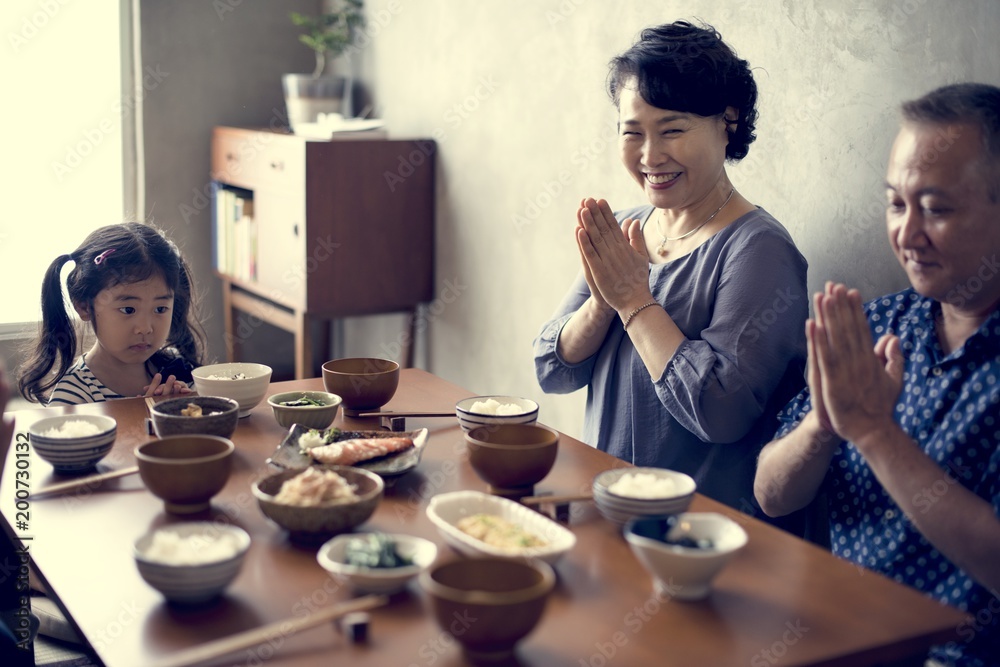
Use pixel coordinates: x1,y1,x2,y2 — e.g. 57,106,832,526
94,248,116,265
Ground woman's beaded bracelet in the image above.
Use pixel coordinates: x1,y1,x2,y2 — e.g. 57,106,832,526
622,300,659,331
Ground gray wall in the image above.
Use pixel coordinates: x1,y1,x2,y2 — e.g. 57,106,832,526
10,2,989,428
137,0,321,381
342,0,1000,439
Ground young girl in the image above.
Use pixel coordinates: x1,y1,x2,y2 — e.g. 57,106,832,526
18,222,206,405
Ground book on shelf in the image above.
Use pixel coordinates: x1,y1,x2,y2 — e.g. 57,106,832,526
212,185,256,282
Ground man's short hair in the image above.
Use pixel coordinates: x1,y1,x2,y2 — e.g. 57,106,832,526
902,83,1000,198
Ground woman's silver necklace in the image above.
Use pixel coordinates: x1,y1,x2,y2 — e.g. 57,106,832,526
656,187,735,256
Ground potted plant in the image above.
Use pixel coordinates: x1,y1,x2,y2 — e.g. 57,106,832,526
283,0,366,131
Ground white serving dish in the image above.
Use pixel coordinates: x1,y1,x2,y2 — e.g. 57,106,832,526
426,490,576,564
316,533,437,595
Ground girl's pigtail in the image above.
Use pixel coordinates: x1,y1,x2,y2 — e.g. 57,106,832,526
169,255,207,368
18,254,79,402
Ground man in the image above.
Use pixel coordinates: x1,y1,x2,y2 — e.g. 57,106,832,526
754,82,1000,667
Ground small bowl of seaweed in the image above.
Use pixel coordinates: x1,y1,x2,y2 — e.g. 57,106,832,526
267,391,343,429
316,532,438,595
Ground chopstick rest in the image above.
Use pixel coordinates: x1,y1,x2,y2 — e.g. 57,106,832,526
519,492,594,523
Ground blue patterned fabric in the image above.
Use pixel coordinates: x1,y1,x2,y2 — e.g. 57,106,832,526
777,288,1000,666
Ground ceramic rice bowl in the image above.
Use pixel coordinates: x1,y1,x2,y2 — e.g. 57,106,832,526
454,395,538,432
191,363,272,418
592,467,696,527
133,522,251,604
28,414,117,473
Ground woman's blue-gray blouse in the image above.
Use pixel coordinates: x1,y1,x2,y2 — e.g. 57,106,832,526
534,206,808,510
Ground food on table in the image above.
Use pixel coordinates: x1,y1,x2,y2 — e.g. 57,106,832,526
142,529,243,565
279,396,328,407
176,402,222,418
180,403,204,417
297,428,342,452
42,420,102,438
308,436,414,466
468,398,525,415
272,467,358,507
456,513,548,551
344,533,413,568
206,372,248,380
659,516,715,550
608,472,679,499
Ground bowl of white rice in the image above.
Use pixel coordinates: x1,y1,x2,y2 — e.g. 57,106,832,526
133,522,251,604
28,414,117,473
191,362,272,418
455,395,539,432
592,467,697,528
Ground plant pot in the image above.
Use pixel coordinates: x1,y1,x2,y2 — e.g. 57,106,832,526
282,73,353,133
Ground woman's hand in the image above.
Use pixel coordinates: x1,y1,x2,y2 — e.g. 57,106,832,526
576,198,652,314
143,373,192,398
576,200,612,313
810,283,904,444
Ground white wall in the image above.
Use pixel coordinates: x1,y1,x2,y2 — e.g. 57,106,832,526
340,0,1000,440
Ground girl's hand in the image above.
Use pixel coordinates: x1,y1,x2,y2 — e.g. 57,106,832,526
576,198,651,313
143,373,192,397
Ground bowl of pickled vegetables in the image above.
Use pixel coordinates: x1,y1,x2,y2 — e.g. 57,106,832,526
624,513,748,601
316,532,438,595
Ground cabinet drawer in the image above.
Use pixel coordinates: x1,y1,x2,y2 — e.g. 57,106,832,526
211,128,305,192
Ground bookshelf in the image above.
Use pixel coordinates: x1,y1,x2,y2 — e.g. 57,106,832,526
210,126,436,379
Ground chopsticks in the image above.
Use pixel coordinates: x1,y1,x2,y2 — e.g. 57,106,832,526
353,410,455,418
520,492,594,507
150,595,388,667
30,466,140,498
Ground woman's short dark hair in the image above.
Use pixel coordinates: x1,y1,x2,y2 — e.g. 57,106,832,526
608,20,759,161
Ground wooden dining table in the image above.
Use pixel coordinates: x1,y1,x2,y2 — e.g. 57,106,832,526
0,369,967,666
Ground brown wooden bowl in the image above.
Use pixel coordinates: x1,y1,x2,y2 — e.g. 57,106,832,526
419,557,555,662
465,424,559,495
321,357,400,416
135,435,235,514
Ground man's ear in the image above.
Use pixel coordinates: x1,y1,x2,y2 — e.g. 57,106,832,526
72,301,91,322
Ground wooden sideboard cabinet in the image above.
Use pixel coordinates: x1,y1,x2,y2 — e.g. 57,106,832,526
210,126,436,379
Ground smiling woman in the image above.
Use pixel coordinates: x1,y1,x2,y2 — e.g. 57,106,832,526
0,2,125,327
534,20,810,529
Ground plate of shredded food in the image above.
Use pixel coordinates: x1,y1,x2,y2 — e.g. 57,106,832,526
268,425,429,477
